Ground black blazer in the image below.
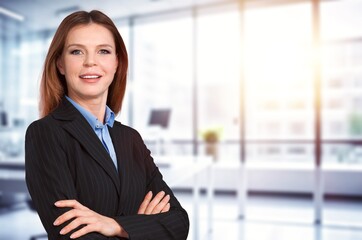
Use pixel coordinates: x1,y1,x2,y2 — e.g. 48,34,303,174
25,98,189,240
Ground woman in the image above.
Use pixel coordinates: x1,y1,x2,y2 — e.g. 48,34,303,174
25,10,189,240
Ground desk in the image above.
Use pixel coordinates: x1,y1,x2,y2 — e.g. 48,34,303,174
154,155,214,240
0,157,26,194
0,169,26,193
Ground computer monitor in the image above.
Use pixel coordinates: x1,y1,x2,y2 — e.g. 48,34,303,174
148,109,171,129
0,111,7,127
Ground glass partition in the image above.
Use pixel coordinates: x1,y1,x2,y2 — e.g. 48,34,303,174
320,0,362,226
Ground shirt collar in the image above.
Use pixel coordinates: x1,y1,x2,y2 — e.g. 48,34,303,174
65,96,115,129
104,105,115,127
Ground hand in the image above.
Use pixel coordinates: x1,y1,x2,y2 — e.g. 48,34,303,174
53,200,128,239
138,191,170,215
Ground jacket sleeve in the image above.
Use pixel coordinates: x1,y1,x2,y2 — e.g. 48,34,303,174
25,120,118,240
113,130,189,240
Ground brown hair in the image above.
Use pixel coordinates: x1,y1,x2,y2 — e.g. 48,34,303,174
39,10,128,117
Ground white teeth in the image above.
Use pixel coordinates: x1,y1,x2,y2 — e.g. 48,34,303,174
81,75,100,79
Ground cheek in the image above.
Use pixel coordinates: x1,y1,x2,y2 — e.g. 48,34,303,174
104,59,118,74
64,57,82,71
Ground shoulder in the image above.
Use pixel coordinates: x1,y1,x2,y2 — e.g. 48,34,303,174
26,99,76,134
25,113,64,142
112,121,152,161
113,121,143,140
26,115,54,133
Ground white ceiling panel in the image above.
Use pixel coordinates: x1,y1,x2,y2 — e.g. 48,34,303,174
0,0,234,30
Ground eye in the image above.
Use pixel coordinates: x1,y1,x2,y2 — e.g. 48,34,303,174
99,49,111,54
70,49,82,55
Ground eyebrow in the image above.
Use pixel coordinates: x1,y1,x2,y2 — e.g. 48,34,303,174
65,44,114,49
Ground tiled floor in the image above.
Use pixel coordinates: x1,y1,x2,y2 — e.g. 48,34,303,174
180,193,362,240
1,193,362,240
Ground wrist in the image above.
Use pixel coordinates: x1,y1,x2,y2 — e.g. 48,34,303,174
112,219,129,238
120,227,129,238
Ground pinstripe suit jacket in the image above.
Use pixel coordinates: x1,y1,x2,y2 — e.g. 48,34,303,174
25,98,189,240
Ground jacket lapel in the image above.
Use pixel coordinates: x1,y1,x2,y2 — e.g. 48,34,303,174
108,123,131,210
51,98,121,196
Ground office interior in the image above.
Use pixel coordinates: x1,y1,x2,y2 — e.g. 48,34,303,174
1,0,362,239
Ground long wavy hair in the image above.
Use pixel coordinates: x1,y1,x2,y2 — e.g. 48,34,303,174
39,10,128,117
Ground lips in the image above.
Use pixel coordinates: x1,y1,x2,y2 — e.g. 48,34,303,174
79,74,102,82
79,74,102,79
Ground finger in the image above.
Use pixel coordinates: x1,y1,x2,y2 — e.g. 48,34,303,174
137,191,153,214
144,191,165,215
69,223,95,239
55,200,88,210
54,209,78,226
54,208,90,226
151,194,170,214
161,203,170,213
59,216,90,235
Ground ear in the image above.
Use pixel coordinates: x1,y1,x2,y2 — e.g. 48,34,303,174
56,57,65,75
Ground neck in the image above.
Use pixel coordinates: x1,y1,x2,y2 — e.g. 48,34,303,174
69,94,107,123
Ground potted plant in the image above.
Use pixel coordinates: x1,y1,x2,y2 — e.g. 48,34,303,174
200,127,222,161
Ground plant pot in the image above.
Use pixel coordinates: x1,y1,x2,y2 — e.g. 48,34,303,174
205,142,218,162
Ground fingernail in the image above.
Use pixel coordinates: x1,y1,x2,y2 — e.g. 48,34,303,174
70,234,76,239
54,201,60,206
53,220,59,226
60,229,65,235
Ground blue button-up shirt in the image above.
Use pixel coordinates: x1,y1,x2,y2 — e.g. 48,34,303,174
66,96,118,170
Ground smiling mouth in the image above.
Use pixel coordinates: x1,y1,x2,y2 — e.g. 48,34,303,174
79,75,101,79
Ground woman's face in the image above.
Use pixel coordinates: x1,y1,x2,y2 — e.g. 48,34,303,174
57,23,118,103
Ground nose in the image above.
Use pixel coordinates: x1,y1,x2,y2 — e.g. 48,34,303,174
83,53,96,67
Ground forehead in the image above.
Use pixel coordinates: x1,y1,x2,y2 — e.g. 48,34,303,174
65,23,115,46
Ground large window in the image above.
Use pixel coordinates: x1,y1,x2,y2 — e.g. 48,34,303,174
243,2,315,223
1,19,21,122
321,0,362,166
1,19,20,156
133,12,193,154
320,0,362,226
197,4,241,162
244,2,314,165
17,32,53,125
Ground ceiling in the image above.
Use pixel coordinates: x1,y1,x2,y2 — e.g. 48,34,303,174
0,0,233,31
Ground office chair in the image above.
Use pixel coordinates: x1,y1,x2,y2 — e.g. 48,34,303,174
27,200,48,240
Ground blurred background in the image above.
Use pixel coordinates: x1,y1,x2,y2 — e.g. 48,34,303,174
1,0,362,239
